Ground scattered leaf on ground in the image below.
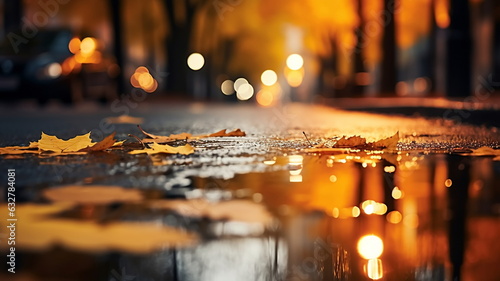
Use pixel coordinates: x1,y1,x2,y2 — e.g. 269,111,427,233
149,199,273,225
0,132,124,156
129,142,195,155
37,132,94,153
43,185,143,204
139,126,246,143
308,132,399,152
105,115,144,124
79,132,117,152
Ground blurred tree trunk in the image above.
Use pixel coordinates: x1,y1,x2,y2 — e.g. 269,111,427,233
427,0,437,94
3,0,22,33
492,0,500,85
352,0,366,96
109,0,125,97
164,0,199,95
446,0,471,97
379,0,397,95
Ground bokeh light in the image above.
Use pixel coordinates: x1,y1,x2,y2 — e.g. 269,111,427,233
357,235,384,259
236,83,254,101
256,89,274,107
47,63,62,78
130,66,158,93
261,70,278,86
68,37,81,54
234,78,249,91
285,68,304,87
286,54,304,70
80,37,97,56
221,80,234,95
187,53,205,71
386,211,402,224
365,259,383,280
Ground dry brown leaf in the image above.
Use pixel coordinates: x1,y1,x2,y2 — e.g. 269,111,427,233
79,132,117,152
129,142,195,155
43,185,143,204
139,126,246,143
308,132,399,152
105,115,144,124
149,199,273,225
334,135,367,147
371,131,399,150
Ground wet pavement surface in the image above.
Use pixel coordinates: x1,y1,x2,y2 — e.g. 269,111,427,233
0,102,499,281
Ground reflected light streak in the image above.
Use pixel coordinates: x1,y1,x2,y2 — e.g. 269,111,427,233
365,259,383,280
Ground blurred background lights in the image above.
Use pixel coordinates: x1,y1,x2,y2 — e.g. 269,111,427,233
130,66,158,93
365,259,383,280
256,89,274,106
187,53,205,70
236,83,254,101
47,63,62,78
221,80,234,95
357,235,384,259
386,211,402,224
286,54,304,70
234,78,249,91
80,37,97,55
261,70,278,86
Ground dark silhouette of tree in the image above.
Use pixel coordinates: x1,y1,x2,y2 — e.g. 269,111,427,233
352,0,366,96
109,0,125,97
446,0,471,97
492,0,500,86
380,0,397,95
2,0,22,33
163,0,207,95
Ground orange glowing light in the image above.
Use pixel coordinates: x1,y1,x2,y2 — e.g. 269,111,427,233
386,211,402,224
256,89,274,107
68,37,81,54
435,0,450,29
285,68,304,87
80,37,97,56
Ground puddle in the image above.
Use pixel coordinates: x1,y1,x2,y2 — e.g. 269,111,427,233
2,152,499,281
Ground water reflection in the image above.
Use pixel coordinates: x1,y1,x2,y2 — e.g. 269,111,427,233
195,152,500,281
3,153,499,281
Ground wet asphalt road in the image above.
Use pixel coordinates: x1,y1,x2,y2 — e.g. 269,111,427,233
0,101,499,193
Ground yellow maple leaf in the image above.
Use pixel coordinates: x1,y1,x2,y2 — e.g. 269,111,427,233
129,142,195,155
79,132,117,152
37,132,94,153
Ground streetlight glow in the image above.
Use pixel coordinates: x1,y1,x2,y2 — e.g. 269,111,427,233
187,53,205,70
286,54,304,70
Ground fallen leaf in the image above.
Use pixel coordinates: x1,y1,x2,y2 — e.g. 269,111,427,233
105,115,144,124
43,185,143,204
206,128,246,137
372,131,399,150
310,132,399,152
0,132,124,156
334,135,367,147
149,199,273,225
129,142,195,155
79,132,117,152
38,132,94,153
139,126,246,143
